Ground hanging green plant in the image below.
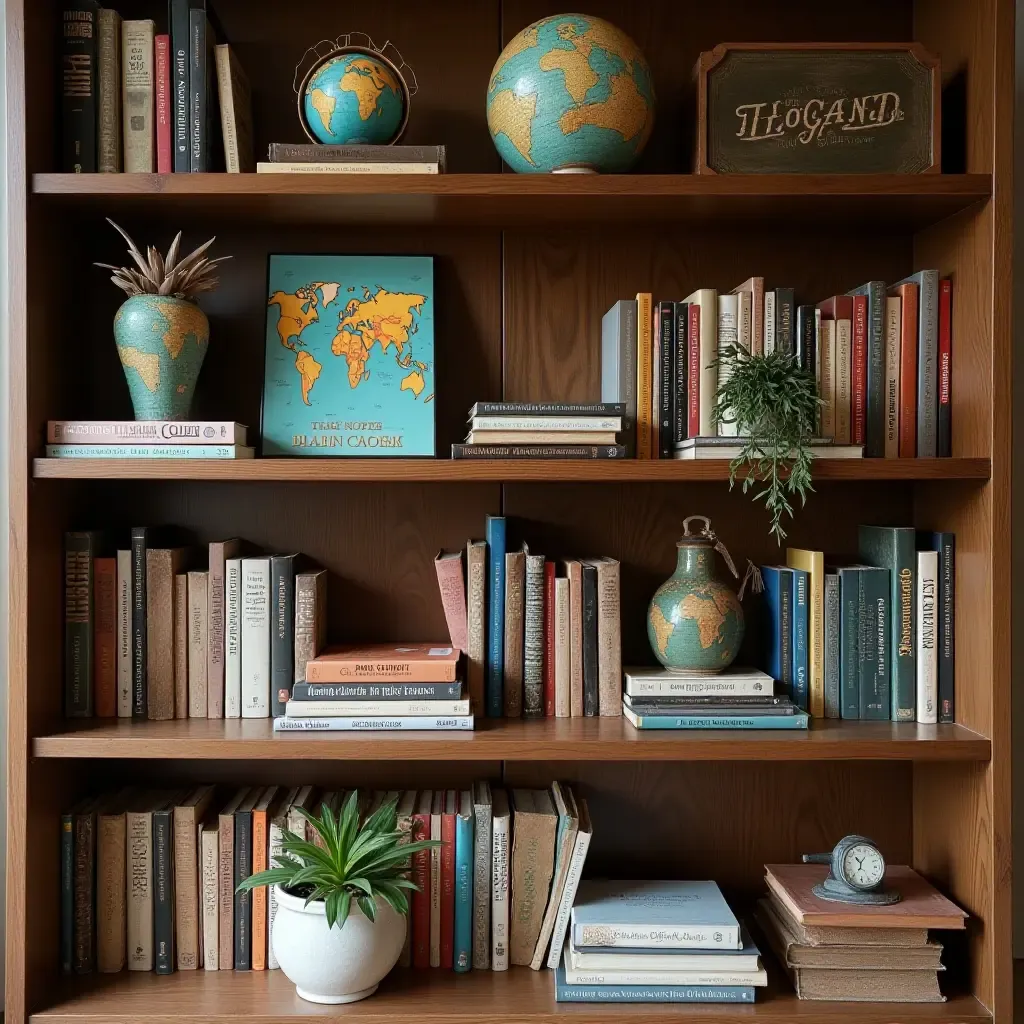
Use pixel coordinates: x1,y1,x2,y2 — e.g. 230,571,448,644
713,348,823,543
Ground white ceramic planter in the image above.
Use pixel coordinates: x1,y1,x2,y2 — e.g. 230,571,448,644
271,886,407,1004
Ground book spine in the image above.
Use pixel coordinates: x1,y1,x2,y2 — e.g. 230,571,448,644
595,562,622,717
523,554,545,719
574,923,741,950
241,560,271,718
435,554,468,652
884,296,901,458
64,532,95,717
72,808,96,972
96,813,126,972
485,517,506,718
268,142,446,163
658,301,674,457
863,283,886,457
46,420,246,444
859,569,890,721
503,552,524,718
292,572,324,684
215,45,238,171
153,807,175,974
778,573,793,702
272,715,475,731
916,271,940,456
304,660,460,683
795,304,816,372
466,542,487,713
491,803,510,971
93,557,117,717
937,279,953,457
471,416,622,431
555,981,754,1003
896,284,919,457
916,551,939,724
697,294,718,435
470,401,626,416
234,807,253,970
624,713,796,731
764,291,776,354
188,9,206,171
581,564,599,716
715,294,738,438
625,677,773,697
554,577,571,718
224,559,242,718
201,827,219,970
286,698,469,717
546,822,592,969
933,533,955,723
411,809,430,968
170,0,189,170
823,573,840,719
155,34,171,172
292,681,463,700
122,20,154,172
451,444,626,459
472,798,492,970
834,317,852,444
126,810,153,970
218,811,235,970
430,806,442,967
543,561,556,716
565,969,766,987
251,807,268,971
839,571,860,719
687,304,700,438
96,9,121,171
258,160,439,173
775,288,795,355
636,293,653,458
207,543,229,718
889,535,917,723
47,443,250,458
187,572,209,718
791,570,809,713
175,575,189,718
673,303,688,444
61,813,75,972
819,318,835,438
172,807,201,970
116,551,132,717
62,2,98,172
454,804,474,972
851,294,868,446
271,556,296,716
567,562,584,717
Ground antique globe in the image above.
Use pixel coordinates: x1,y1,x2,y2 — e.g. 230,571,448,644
486,14,655,173
300,49,409,146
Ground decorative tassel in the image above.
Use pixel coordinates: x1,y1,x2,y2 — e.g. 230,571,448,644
738,560,763,602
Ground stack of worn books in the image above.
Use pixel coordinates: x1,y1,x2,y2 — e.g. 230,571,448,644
451,402,627,459
274,644,473,732
621,667,808,730
756,863,967,1002
556,880,766,1003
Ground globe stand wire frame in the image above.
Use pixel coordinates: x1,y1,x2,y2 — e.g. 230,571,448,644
293,32,418,146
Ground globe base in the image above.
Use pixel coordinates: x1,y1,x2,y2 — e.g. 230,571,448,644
551,166,599,174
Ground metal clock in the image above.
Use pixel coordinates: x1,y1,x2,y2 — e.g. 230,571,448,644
802,835,901,906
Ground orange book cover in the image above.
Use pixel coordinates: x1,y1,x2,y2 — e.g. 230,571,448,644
250,787,279,971
93,557,117,717
765,864,967,930
890,282,919,458
305,644,461,682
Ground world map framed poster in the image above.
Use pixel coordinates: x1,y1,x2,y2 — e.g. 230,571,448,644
262,254,435,456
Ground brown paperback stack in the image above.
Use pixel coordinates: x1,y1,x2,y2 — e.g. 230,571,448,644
756,864,966,1002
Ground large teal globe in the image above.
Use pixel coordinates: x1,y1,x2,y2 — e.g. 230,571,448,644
303,52,407,145
486,14,655,173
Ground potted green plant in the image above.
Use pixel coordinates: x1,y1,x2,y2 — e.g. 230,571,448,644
237,791,440,1004
713,348,822,543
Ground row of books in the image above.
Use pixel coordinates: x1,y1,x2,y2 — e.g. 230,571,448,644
61,781,593,976
761,531,955,722
60,1,253,174
433,518,622,718
600,272,952,459
63,530,326,719
451,402,628,461
46,420,253,460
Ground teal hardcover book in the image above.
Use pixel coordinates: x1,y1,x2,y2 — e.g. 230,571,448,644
262,255,435,456
453,791,474,972
555,964,755,1002
623,707,809,731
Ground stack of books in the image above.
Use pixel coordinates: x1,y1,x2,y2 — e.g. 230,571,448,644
621,667,808,730
257,143,446,174
47,420,252,460
601,273,952,459
756,863,966,1002
761,531,956,723
451,402,627,460
278,645,473,732
557,880,765,1003
61,780,593,976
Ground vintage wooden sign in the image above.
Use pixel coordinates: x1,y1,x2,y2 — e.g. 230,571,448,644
695,43,940,174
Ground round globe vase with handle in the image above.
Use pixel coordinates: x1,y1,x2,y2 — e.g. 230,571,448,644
647,515,746,673
113,294,209,421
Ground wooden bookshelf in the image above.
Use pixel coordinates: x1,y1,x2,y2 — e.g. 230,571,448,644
5,0,1012,1022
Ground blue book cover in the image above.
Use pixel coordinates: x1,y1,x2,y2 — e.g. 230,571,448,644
571,880,741,950
555,965,755,1003
838,568,861,719
453,791,474,972
847,280,886,457
262,255,435,457
624,707,809,731
791,567,809,711
856,566,890,721
823,572,841,719
485,516,506,718
760,566,793,700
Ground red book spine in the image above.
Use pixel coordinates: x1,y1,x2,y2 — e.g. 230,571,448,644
937,278,952,457
93,557,117,717
440,802,455,969
851,294,868,445
410,811,430,968
543,561,555,716
687,304,700,438
155,35,172,174
896,283,919,458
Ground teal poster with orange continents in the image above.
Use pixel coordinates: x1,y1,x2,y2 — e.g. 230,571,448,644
262,255,435,456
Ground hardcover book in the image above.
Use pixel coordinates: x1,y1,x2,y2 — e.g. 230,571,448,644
503,548,525,718
125,792,155,971
471,781,492,970
435,550,468,652
465,540,487,713
207,539,241,718
568,927,760,973
292,569,327,685
65,531,99,718
554,965,755,1003
262,255,435,457
531,782,579,969
491,789,511,971
523,552,545,718
305,644,460,682
96,8,121,172
454,790,474,972
600,300,638,455
96,794,127,973
270,554,298,716
93,556,117,717
546,798,593,968
485,516,506,717
919,531,955,723
122,19,155,172
147,548,187,721
509,789,558,965
62,2,99,172
892,270,940,456
411,791,432,969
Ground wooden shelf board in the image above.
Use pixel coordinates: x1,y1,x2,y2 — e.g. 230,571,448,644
31,965,991,1024
31,457,991,483
32,717,991,762
30,173,992,229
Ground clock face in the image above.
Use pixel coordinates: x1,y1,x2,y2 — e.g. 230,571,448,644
842,843,885,889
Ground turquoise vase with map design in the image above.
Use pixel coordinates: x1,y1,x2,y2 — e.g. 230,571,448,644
647,516,745,673
113,295,209,421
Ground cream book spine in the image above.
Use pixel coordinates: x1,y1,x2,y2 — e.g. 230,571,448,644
716,292,739,438
588,558,621,717
187,571,208,718
200,823,219,970
173,574,188,719
819,318,836,439
916,550,938,724
241,557,271,718
471,781,492,970
121,19,155,172
684,288,719,436
117,550,132,717
885,296,901,459
208,539,241,718
764,291,776,354
173,786,215,970
225,558,242,718
491,789,510,971
835,317,853,444
546,798,593,968
530,784,578,969
126,804,153,971
554,577,571,718
465,540,486,714
256,161,439,174
564,560,583,717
